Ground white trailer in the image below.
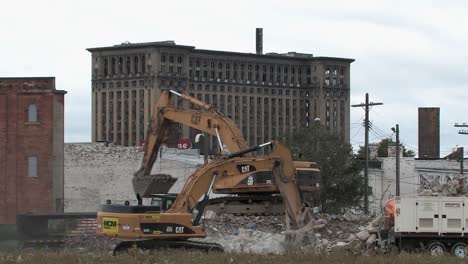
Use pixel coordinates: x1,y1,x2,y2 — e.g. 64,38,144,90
394,196,468,256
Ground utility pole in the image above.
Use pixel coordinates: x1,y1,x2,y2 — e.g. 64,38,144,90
352,93,383,214
392,125,400,196
455,123,468,135
459,147,464,188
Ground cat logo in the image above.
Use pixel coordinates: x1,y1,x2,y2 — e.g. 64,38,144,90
175,226,185,234
102,217,119,234
241,165,250,173
237,164,256,174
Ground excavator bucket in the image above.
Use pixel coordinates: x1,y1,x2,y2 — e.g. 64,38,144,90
132,174,177,198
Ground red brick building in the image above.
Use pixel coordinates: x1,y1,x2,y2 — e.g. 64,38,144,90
0,77,66,224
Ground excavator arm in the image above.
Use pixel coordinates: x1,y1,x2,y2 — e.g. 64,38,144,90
133,90,250,196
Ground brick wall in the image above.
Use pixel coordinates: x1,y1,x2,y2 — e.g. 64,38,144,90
0,78,66,224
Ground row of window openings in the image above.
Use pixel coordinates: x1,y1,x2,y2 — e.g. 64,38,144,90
189,85,314,97
189,70,315,85
189,59,346,78
192,94,304,107
160,80,184,87
101,93,144,107
160,65,183,74
326,90,346,97
189,59,320,76
324,78,344,86
101,80,145,89
324,68,345,75
102,56,146,77
326,119,340,128
160,55,183,64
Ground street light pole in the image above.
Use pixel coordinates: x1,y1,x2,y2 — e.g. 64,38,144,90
392,124,400,196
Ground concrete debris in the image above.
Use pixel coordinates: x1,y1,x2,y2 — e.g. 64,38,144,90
316,218,328,226
356,230,370,241
419,174,468,197
205,228,287,254
312,207,320,214
343,233,357,242
205,215,286,235
284,218,319,248
204,210,217,220
366,234,377,247
203,210,388,256
245,222,257,230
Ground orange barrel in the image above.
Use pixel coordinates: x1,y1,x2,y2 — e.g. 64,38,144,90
384,199,396,220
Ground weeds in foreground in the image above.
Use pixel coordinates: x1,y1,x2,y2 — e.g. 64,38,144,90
0,249,465,264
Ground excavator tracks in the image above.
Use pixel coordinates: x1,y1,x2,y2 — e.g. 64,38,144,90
112,239,223,255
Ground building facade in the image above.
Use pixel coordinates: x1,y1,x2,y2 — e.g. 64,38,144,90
87,39,354,148
0,77,66,225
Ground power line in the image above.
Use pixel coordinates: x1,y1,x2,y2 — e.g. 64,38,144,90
369,122,393,139
352,93,383,214
351,123,364,142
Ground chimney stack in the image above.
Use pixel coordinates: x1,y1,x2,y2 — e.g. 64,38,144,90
418,107,440,159
256,28,263,55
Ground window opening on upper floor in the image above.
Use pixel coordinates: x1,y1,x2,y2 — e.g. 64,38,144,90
28,104,37,123
28,156,38,177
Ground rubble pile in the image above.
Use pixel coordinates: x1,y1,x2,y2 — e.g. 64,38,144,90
65,143,143,163
204,212,286,234
419,174,468,196
203,210,388,255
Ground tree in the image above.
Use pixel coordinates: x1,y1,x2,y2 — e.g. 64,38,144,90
357,138,416,158
287,123,363,213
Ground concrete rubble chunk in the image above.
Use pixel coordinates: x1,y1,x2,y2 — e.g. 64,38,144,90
284,218,318,248
366,234,377,247
344,233,357,242
356,230,370,241
204,210,216,220
245,222,257,230
312,207,320,214
419,189,432,196
343,212,361,222
316,218,328,226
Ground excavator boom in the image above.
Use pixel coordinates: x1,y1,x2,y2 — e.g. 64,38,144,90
133,90,249,196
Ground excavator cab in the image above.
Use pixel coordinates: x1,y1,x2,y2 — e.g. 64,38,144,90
150,194,178,211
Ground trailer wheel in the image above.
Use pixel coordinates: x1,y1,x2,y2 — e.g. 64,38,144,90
451,242,467,258
427,241,446,256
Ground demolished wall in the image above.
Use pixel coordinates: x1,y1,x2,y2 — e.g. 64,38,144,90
64,143,204,212
368,157,461,213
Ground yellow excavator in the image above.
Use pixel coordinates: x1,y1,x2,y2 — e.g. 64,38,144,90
96,90,314,253
132,90,319,214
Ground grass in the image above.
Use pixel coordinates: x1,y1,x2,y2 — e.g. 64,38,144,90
0,249,465,264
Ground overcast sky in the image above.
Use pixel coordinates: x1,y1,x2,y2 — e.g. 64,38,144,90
1,0,467,156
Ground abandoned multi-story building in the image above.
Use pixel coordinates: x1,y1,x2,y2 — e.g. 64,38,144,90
87,29,354,148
